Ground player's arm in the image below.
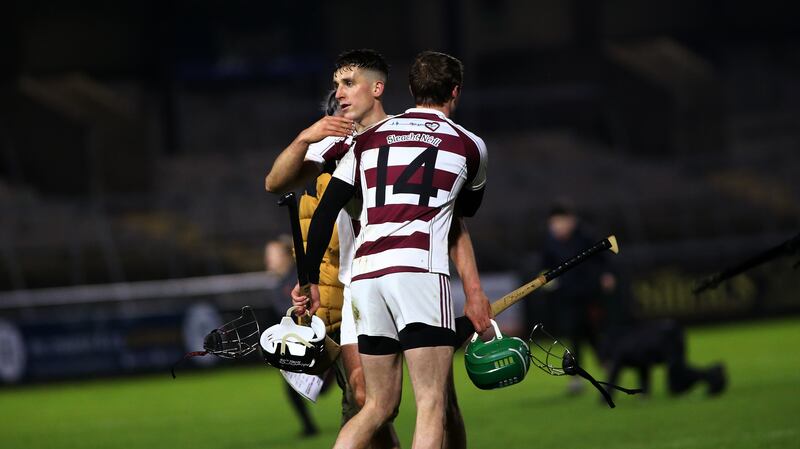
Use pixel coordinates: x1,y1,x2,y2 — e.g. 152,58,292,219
451,132,490,332
454,187,485,217
449,217,492,333
292,177,355,315
264,115,354,193
264,145,321,193
455,129,487,217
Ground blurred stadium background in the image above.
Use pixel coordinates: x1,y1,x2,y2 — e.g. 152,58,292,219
1,1,798,448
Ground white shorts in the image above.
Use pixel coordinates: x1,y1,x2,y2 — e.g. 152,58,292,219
351,272,455,353
340,284,358,346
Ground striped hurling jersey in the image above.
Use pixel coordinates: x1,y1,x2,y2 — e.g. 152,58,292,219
332,107,488,281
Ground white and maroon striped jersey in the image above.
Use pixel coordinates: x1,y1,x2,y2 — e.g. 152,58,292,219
304,136,350,168
305,136,357,285
332,108,488,282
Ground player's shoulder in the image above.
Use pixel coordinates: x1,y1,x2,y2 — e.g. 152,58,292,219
306,135,349,163
351,115,395,149
308,135,346,153
447,120,486,151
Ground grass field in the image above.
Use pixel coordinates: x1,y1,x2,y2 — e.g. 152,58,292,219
1,318,798,449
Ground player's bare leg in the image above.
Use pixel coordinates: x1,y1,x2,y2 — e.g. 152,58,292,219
334,353,402,449
341,343,400,449
443,368,466,449
405,345,454,449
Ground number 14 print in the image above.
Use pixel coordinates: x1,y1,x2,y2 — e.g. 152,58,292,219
375,146,440,207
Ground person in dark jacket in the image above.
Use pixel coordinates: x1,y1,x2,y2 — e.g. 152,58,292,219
526,201,614,394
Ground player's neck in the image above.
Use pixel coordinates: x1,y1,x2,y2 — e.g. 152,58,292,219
415,103,451,118
355,103,388,132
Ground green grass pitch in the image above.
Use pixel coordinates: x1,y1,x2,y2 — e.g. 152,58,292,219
1,318,798,449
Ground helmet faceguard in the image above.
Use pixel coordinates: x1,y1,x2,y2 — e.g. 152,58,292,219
203,306,261,358
528,323,642,408
172,306,260,378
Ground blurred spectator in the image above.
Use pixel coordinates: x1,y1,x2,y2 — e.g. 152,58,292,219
525,201,614,394
262,236,319,437
526,201,726,399
595,272,727,399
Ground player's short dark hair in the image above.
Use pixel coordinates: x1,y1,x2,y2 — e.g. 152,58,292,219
409,51,463,106
334,49,389,80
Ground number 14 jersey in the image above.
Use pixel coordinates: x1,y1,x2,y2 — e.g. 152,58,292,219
332,107,488,282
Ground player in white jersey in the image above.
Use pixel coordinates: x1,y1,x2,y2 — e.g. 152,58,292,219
267,50,401,448
268,50,490,449
300,51,488,449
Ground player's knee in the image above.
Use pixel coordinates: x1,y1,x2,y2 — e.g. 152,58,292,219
415,393,446,417
363,396,399,424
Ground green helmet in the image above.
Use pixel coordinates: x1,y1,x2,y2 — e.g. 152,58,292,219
464,320,531,390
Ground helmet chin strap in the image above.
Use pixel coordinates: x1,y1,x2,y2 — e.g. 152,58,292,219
171,351,208,379
562,352,643,408
279,332,313,355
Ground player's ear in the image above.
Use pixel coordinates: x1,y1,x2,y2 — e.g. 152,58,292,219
451,85,461,101
373,79,385,97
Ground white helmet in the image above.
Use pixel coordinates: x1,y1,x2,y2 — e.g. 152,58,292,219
259,307,327,373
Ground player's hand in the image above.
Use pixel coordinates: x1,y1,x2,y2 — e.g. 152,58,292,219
464,289,492,334
306,284,321,316
297,116,354,145
291,282,321,316
290,282,306,310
